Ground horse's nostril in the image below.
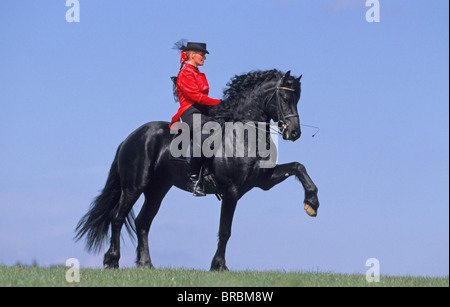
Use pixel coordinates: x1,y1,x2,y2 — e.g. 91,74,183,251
291,130,298,138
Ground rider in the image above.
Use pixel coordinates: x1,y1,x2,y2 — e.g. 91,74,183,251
170,41,221,196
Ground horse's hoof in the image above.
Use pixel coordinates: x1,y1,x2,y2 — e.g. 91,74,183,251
304,204,317,217
210,265,228,272
104,263,119,269
210,257,228,272
136,261,154,269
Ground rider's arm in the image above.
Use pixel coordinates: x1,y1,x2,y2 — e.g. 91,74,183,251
177,71,221,106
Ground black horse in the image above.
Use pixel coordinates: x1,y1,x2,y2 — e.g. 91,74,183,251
75,69,319,270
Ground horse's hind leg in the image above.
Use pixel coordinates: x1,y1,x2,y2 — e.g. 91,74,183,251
104,188,141,268
135,182,172,268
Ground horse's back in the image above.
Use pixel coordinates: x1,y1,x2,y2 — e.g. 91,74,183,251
117,121,173,188
124,121,170,139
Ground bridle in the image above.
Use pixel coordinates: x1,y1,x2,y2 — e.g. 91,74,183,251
247,74,319,138
263,77,299,135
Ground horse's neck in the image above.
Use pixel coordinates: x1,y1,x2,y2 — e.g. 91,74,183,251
223,92,269,123
234,108,266,123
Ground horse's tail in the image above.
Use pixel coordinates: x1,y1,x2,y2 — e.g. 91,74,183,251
74,145,136,253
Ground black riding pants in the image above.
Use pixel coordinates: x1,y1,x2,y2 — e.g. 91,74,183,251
180,105,212,171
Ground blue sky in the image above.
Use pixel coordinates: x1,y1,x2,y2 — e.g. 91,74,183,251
0,0,448,277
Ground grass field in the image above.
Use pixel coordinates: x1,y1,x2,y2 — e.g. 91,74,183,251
0,266,448,287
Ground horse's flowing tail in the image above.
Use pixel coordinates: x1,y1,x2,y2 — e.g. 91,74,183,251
75,146,136,253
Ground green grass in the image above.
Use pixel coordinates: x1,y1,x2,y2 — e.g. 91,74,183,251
0,266,448,287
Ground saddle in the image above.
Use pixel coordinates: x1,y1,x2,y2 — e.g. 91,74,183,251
169,134,223,200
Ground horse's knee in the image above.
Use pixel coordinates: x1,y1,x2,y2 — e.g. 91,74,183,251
294,162,306,174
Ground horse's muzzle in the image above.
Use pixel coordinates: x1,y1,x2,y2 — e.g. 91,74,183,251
281,125,301,141
289,129,301,141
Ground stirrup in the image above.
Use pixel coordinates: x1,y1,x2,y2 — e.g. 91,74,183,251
192,177,206,197
193,186,206,197
187,175,206,197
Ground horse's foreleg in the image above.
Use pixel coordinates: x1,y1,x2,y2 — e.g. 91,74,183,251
260,162,319,217
135,183,172,268
210,192,238,271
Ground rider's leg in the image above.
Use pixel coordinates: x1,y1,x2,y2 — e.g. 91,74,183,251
181,107,207,196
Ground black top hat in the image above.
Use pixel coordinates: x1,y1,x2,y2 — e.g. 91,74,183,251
182,42,209,54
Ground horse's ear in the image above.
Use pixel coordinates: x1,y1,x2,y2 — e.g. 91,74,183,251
284,70,291,79
297,74,303,81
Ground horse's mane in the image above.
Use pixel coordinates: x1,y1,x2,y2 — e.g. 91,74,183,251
210,69,282,122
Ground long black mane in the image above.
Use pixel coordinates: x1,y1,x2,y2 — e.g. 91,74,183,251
210,69,283,122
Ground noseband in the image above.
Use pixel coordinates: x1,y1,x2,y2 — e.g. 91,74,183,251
264,78,299,134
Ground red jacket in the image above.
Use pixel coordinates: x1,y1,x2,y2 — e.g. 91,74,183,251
170,64,220,128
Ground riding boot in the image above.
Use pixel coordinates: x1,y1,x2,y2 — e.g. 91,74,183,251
186,156,206,197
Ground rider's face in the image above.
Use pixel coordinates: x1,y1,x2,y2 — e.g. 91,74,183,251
189,51,206,67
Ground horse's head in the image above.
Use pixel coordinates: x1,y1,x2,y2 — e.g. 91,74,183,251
264,71,302,141
215,70,303,141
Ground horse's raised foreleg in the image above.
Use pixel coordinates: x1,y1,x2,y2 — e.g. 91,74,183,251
104,188,141,268
135,183,172,268
210,191,238,271
259,162,319,217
